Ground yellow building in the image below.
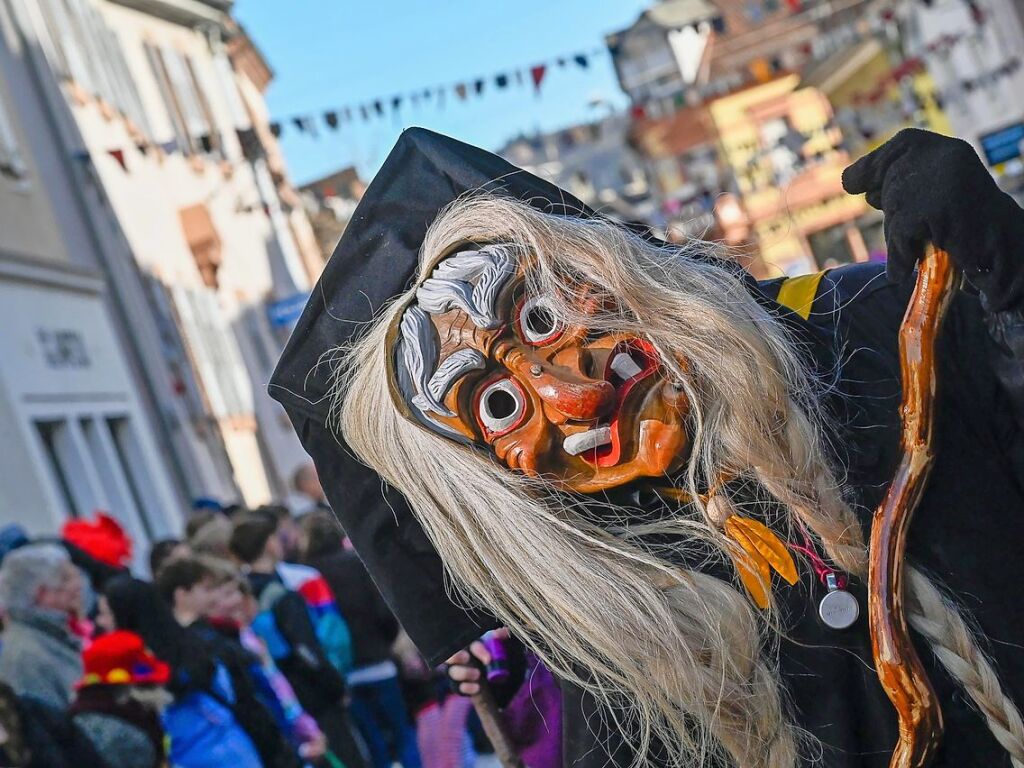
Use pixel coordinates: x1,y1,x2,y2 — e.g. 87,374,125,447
709,74,868,276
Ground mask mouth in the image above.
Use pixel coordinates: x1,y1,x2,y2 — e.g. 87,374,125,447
568,339,660,468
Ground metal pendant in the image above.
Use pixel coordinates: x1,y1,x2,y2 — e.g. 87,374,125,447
818,572,859,630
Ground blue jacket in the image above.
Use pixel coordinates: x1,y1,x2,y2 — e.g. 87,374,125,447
163,663,262,768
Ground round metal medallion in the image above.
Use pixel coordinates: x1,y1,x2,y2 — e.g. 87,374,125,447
818,589,860,630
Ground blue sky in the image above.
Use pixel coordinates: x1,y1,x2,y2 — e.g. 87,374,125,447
233,0,651,184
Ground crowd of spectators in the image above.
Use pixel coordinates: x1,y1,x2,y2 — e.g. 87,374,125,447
0,464,498,768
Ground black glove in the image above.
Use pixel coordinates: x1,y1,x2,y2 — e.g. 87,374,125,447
842,128,1024,311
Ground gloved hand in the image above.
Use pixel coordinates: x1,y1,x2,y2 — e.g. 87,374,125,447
842,128,1024,311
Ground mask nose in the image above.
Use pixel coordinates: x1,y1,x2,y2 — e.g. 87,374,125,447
529,367,616,421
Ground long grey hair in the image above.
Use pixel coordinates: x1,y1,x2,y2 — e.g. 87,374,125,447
335,195,1024,767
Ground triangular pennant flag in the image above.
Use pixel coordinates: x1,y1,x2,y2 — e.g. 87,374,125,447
374,100,384,116
411,92,421,107
392,95,402,111
422,89,432,100
556,57,567,68
325,111,339,129
292,116,307,132
199,133,214,153
136,142,149,155
343,106,352,122
360,104,370,121
474,78,485,95
515,70,524,86
530,64,547,92
495,73,509,89
574,53,589,69
455,83,468,100
107,148,127,171
630,103,647,120
161,138,180,153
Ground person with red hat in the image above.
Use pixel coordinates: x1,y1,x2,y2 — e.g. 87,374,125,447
69,630,169,768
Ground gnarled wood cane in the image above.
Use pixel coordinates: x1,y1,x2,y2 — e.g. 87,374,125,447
472,687,525,768
869,245,959,768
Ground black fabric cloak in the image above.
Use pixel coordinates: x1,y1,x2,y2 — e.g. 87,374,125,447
270,128,1024,767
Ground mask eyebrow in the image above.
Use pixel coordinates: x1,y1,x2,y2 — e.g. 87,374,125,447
424,348,486,409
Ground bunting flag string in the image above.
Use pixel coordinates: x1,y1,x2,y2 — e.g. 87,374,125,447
266,45,608,139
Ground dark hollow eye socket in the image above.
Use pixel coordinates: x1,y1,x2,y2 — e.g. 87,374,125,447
485,389,518,420
525,305,556,337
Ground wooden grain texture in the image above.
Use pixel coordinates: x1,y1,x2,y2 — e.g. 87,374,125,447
472,687,525,768
869,246,958,768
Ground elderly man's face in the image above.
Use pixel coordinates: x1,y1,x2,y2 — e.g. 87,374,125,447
37,561,84,617
393,247,690,492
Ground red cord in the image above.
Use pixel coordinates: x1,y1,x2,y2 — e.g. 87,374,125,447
789,528,848,590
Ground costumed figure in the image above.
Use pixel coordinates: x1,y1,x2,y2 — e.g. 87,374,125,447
271,128,1024,767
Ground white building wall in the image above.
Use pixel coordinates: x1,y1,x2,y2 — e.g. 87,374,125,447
48,0,313,505
0,0,183,567
0,266,183,570
913,0,1024,165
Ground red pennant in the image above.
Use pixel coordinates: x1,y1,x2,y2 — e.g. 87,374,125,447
107,148,127,171
530,64,547,92
629,104,647,120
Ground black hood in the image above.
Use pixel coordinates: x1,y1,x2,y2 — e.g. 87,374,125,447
269,127,824,663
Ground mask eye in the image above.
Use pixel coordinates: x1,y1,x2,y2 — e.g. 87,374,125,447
515,295,563,346
475,378,527,437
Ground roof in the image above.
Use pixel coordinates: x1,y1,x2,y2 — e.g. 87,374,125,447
630,105,714,158
800,37,886,93
107,0,232,27
646,0,721,28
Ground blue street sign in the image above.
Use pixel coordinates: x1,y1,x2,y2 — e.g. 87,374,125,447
980,123,1024,166
267,292,310,328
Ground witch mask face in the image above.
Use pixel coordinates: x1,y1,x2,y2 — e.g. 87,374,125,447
389,244,690,493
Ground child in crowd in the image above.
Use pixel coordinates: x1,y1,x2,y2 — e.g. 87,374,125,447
156,557,302,768
69,630,170,768
230,511,367,768
202,558,329,764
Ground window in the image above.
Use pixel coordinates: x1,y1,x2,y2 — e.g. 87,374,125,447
33,419,105,517
34,420,79,517
760,117,802,186
808,224,856,269
179,202,222,288
0,91,26,180
144,43,219,155
107,417,156,541
30,0,153,138
170,285,255,421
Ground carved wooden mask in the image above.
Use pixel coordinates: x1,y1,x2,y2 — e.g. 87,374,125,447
387,244,690,493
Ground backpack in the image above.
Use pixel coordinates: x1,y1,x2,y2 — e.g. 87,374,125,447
251,579,347,711
276,564,354,675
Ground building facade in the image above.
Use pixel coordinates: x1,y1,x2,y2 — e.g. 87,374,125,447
608,0,877,275
0,0,182,567
2,0,320,518
498,116,661,225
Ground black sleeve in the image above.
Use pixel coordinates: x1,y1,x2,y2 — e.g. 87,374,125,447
985,307,1024,427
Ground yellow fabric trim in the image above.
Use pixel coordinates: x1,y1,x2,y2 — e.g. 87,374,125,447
775,271,826,320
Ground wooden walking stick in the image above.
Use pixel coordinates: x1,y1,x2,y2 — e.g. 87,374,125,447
869,245,959,768
472,685,525,768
